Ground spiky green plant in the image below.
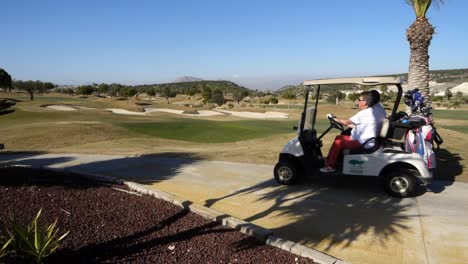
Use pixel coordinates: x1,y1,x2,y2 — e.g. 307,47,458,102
0,237,13,260
10,209,69,263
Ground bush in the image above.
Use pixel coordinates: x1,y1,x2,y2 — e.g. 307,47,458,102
4,209,69,263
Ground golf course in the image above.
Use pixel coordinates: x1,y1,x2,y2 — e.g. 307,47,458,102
1,91,466,183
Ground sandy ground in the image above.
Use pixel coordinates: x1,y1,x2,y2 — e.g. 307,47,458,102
46,105,289,119
46,105,77,111
144,108,224,117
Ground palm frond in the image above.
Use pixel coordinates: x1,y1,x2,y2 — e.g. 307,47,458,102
406,0,445,17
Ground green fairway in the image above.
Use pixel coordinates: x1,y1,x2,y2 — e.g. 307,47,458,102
121,119,330,143
121,119,294,143
437,125,468,135
433,109,468,120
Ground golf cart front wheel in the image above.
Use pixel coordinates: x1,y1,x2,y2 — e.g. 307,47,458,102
274,161,298,185
384,170,415,198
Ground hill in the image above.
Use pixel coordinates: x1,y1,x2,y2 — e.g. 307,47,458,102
135,80,253,95
276,68,468,94
174,76,203,82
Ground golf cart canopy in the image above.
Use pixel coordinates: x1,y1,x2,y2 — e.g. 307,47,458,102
303,76,402,86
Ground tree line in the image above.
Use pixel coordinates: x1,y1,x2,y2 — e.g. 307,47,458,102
0,68,261,105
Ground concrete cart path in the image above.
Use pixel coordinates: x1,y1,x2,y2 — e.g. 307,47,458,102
1,153,467,264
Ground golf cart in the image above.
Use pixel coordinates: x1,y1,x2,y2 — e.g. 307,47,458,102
273,77,433,198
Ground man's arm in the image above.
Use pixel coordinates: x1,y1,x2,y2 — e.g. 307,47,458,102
337,118,355,128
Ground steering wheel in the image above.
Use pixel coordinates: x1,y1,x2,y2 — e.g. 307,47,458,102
327,113,344,132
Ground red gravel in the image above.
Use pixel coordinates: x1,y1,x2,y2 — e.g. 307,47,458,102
0,168,316,263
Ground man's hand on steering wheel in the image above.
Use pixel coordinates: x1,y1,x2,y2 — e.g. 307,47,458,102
327,113,344,131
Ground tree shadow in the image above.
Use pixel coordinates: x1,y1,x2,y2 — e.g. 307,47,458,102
205,175,416,251
49,205,238,263
0,152,204,185
0,151,73,168
0,167,108,189
66,152,204,184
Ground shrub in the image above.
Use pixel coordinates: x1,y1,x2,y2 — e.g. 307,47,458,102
9,209,69,263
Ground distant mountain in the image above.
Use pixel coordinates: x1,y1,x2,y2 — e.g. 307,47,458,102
174,76,203,83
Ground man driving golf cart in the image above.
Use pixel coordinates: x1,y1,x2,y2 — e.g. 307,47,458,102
273,76,434,198
320,90,386,173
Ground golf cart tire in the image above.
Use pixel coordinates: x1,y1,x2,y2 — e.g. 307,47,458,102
383,169,416,198
274,161,298,185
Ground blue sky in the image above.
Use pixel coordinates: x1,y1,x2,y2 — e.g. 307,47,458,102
2,0,467,90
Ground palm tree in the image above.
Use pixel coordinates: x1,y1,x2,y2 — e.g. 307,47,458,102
406,0,444,110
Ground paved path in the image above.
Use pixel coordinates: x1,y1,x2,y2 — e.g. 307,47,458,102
1,153,467,264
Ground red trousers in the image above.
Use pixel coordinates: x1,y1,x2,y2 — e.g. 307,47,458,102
326,135,362,167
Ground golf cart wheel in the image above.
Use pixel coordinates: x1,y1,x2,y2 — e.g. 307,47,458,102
274,161,298,185
384,169,415,198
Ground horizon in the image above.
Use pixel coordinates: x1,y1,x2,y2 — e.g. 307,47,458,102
2,1,468,90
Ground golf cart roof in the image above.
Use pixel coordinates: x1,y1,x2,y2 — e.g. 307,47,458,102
303,76,402,86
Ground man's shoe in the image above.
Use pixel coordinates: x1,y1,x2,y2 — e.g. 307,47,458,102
320,166,336,173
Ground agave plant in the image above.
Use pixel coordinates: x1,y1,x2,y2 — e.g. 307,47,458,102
10,209,69,263
0,237,13,260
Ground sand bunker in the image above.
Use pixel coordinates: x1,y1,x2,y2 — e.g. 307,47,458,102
215,110,288,119
106,108,147,115
47,105,288,119
144,108,223,117
46,105,77,111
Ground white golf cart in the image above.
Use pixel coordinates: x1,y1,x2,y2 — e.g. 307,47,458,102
273,77,433,198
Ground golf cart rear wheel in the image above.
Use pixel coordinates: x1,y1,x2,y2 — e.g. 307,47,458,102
274,161,298,185
384,169,415,198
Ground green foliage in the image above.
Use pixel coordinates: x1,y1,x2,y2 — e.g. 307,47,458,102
0,237,13,260
232,90,249,104
161,87,177,103
55,88,75,95
347,93,360,102
14,80,55,100
97,83,110,94
270,97,278,105
9,208,69,263
0,68,13,91
406,0,444,17
326,91,345,104
76,85,96,96
119,87,138,98
202,86,212,103
211,89,225,105
445,88,452,100
281,90,296,100
144,86,156,97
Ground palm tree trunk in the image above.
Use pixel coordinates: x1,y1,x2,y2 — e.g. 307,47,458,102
406,17,434,111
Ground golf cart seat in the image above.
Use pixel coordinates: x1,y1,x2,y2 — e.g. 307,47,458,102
345,118,391,155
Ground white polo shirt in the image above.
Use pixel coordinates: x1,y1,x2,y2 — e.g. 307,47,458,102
349,104,386,148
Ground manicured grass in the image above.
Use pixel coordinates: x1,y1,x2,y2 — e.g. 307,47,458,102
121,119,331,143
121,119,294,143
433,109,468,120
437,125,468,135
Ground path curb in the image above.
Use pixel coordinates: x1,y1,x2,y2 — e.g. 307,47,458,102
10,165,350,264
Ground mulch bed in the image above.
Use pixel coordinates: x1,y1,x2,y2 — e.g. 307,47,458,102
0,167,316,263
